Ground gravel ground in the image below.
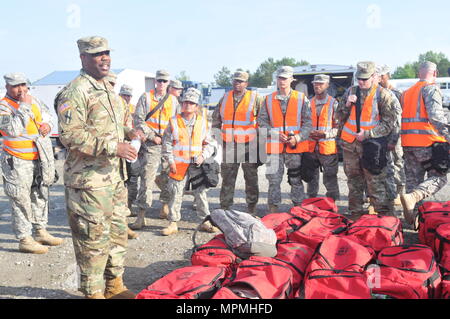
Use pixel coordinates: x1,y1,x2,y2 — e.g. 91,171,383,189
0,155,449,299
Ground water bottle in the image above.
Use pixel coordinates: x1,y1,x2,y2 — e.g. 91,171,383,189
127,139,141,164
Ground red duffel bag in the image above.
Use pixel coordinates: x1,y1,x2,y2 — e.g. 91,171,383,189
371,245,442,299
345,215,404,253
218,256,295,299
434,223,450,264
191,234,238,268
288,216,350,250
261,212,308,241
274,241,315,290
417,201,450,247
303,235,375,299
301,197,338,213
136,266,228,299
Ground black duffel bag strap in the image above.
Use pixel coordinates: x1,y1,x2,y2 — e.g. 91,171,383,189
145,93,170,122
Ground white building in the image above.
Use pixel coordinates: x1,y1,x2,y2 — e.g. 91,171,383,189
30,68,156,137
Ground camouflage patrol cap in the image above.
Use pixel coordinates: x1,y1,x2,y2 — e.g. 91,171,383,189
77,36,111,54
182,88,201,105
356,61,376,79
276,66,294,79
233,71,249,82
376,64,391,76
312,74,330,83
156,70,170,81
170,80,183,90
420,61,437,71
120,84,133,96
4,72,29,86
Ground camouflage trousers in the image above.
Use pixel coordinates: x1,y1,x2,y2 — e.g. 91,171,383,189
168,165,210,223
126,159,141,206
66,182,129,296
403,147,448,199
306,150,340,201
1,153,49,240
342,141,392,215
266,153,306,206
386,140,406,200
220,142,259,208
136,145,170,211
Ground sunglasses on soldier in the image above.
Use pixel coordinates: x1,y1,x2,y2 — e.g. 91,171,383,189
157,79,168,83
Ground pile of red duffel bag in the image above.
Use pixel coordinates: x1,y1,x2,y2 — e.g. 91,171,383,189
136,198,450,299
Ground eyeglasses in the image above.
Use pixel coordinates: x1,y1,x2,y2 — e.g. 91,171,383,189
157,79,168,83
357,78,370,82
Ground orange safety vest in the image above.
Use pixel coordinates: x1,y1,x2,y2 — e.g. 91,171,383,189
145,90,176,136
401,81,447,147
0,97,41,161
220,90,258,143
309,96,337,155
341,85,380,144
169,113,208,181
265,90,309,154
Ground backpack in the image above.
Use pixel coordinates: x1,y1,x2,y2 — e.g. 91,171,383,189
195,209,278,260
274,241,315,291
417,201,450,247
287,216,350,250
191,234,238,268
301,197,338,213
135,266,229,299
302,235,375,299
345,215,404,253
434,223,450,264
372,245,442,299
218,256,295,299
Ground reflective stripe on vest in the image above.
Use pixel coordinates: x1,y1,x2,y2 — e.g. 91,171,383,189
169,114,208,181
265,90,309,154
0,97,40,160
341,85,380,144
220,90,258,143
401,81,446,147
145,90,176,135
309,96,337,155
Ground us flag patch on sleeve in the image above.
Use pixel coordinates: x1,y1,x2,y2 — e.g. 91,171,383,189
58,103,72,114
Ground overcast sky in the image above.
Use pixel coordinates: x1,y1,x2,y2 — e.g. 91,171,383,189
1,0,449,85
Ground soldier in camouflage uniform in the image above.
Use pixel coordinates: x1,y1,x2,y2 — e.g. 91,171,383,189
306,74,340,201
377,65,406,205
161,88,219,236
258,66,312,213
56,36,141,299
0,73,63,254
400,61,450,225
336,62,397,219
212,71,263,215
131,70,180,230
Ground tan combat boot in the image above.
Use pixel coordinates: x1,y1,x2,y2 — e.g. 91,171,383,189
368,205,378,215
162,222,178,236
104,277,136,299
199,221,220,233
19,236,49,254
34,229,63,247
127,227,139,240
268,204,279,214
401,191,423,226
129,209,146,230
85,292,106,299
159,203,169,220
247,204,257,215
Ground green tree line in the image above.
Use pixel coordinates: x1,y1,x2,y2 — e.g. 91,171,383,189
211,51,450,88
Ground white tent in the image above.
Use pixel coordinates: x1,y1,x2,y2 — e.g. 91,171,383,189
30,69,156,137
